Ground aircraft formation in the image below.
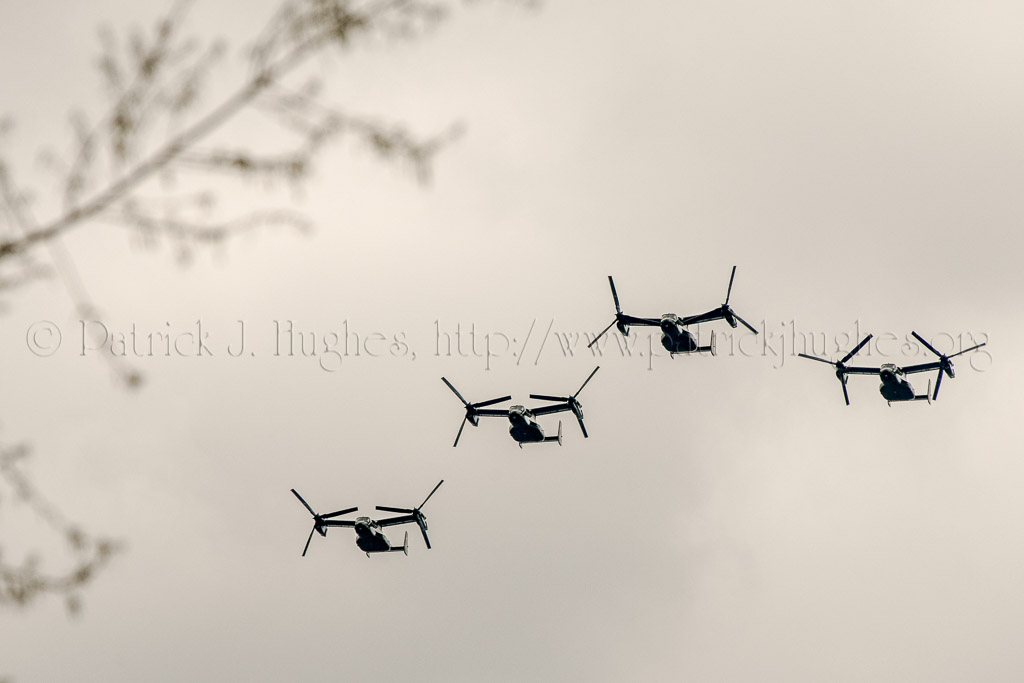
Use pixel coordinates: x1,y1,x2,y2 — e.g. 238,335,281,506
292,267,987,558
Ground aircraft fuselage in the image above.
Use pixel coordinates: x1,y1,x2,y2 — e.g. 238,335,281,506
507,405,546,443
659,315,709,354
660,318,700,353
353,518,394,553
878,364,916,402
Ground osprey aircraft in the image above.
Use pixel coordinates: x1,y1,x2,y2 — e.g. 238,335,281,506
798,332,986,405
442,367,600,448
589,267,758,354
290,481,444,557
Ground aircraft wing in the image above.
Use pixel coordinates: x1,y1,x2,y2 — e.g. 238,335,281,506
678,308,723,326
375,514,417,528
902,362,942,375
619,314,662,327
843,366,882,376
529,402,571,417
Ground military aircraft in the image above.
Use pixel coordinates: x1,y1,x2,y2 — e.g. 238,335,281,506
588,267,757,353
798,332,986,405
290,480,444,557
442,367,600,447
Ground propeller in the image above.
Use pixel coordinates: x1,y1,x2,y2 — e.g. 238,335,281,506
798,334,873,406
911,331,987,400
530,366,600,437
442,378,511,447
290,489,357,557
376,480,444,549
718,266,758,334
589,277,630,348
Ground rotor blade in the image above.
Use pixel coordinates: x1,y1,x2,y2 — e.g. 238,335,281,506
910,331,943,359
453,415,467,448
418,519,432,550
530,394,569,402
839,334,873,365
732,312,758,335
441,377,470,406
472,395,512,409
321,507,358,519
724,266,736,306
608,276,622,314
798,353,836,366
302,527,315,557
575,412,589,438
933,367,944,400
572,366,600,399
946,342,987,359
376,506,414,514
841,377,850,406
291,489,317,517
588,318,618,348
419,480,444,509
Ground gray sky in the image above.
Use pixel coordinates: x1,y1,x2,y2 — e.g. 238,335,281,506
2,0,1023,681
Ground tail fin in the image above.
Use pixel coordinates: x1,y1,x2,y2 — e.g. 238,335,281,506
697,330,717,355
913,379,932,403
543,421,563,445
403,530,409,556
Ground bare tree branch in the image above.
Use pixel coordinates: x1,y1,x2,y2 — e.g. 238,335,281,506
0,0,456,261
0,442,123,615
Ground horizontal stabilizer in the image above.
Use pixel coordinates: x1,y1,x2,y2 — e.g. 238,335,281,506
542,421,563,445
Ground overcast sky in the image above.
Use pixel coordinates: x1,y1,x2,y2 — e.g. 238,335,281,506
2,0,1024,681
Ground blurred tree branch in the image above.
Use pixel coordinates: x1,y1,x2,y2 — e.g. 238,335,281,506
0,441,121,615
0,0,467,264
